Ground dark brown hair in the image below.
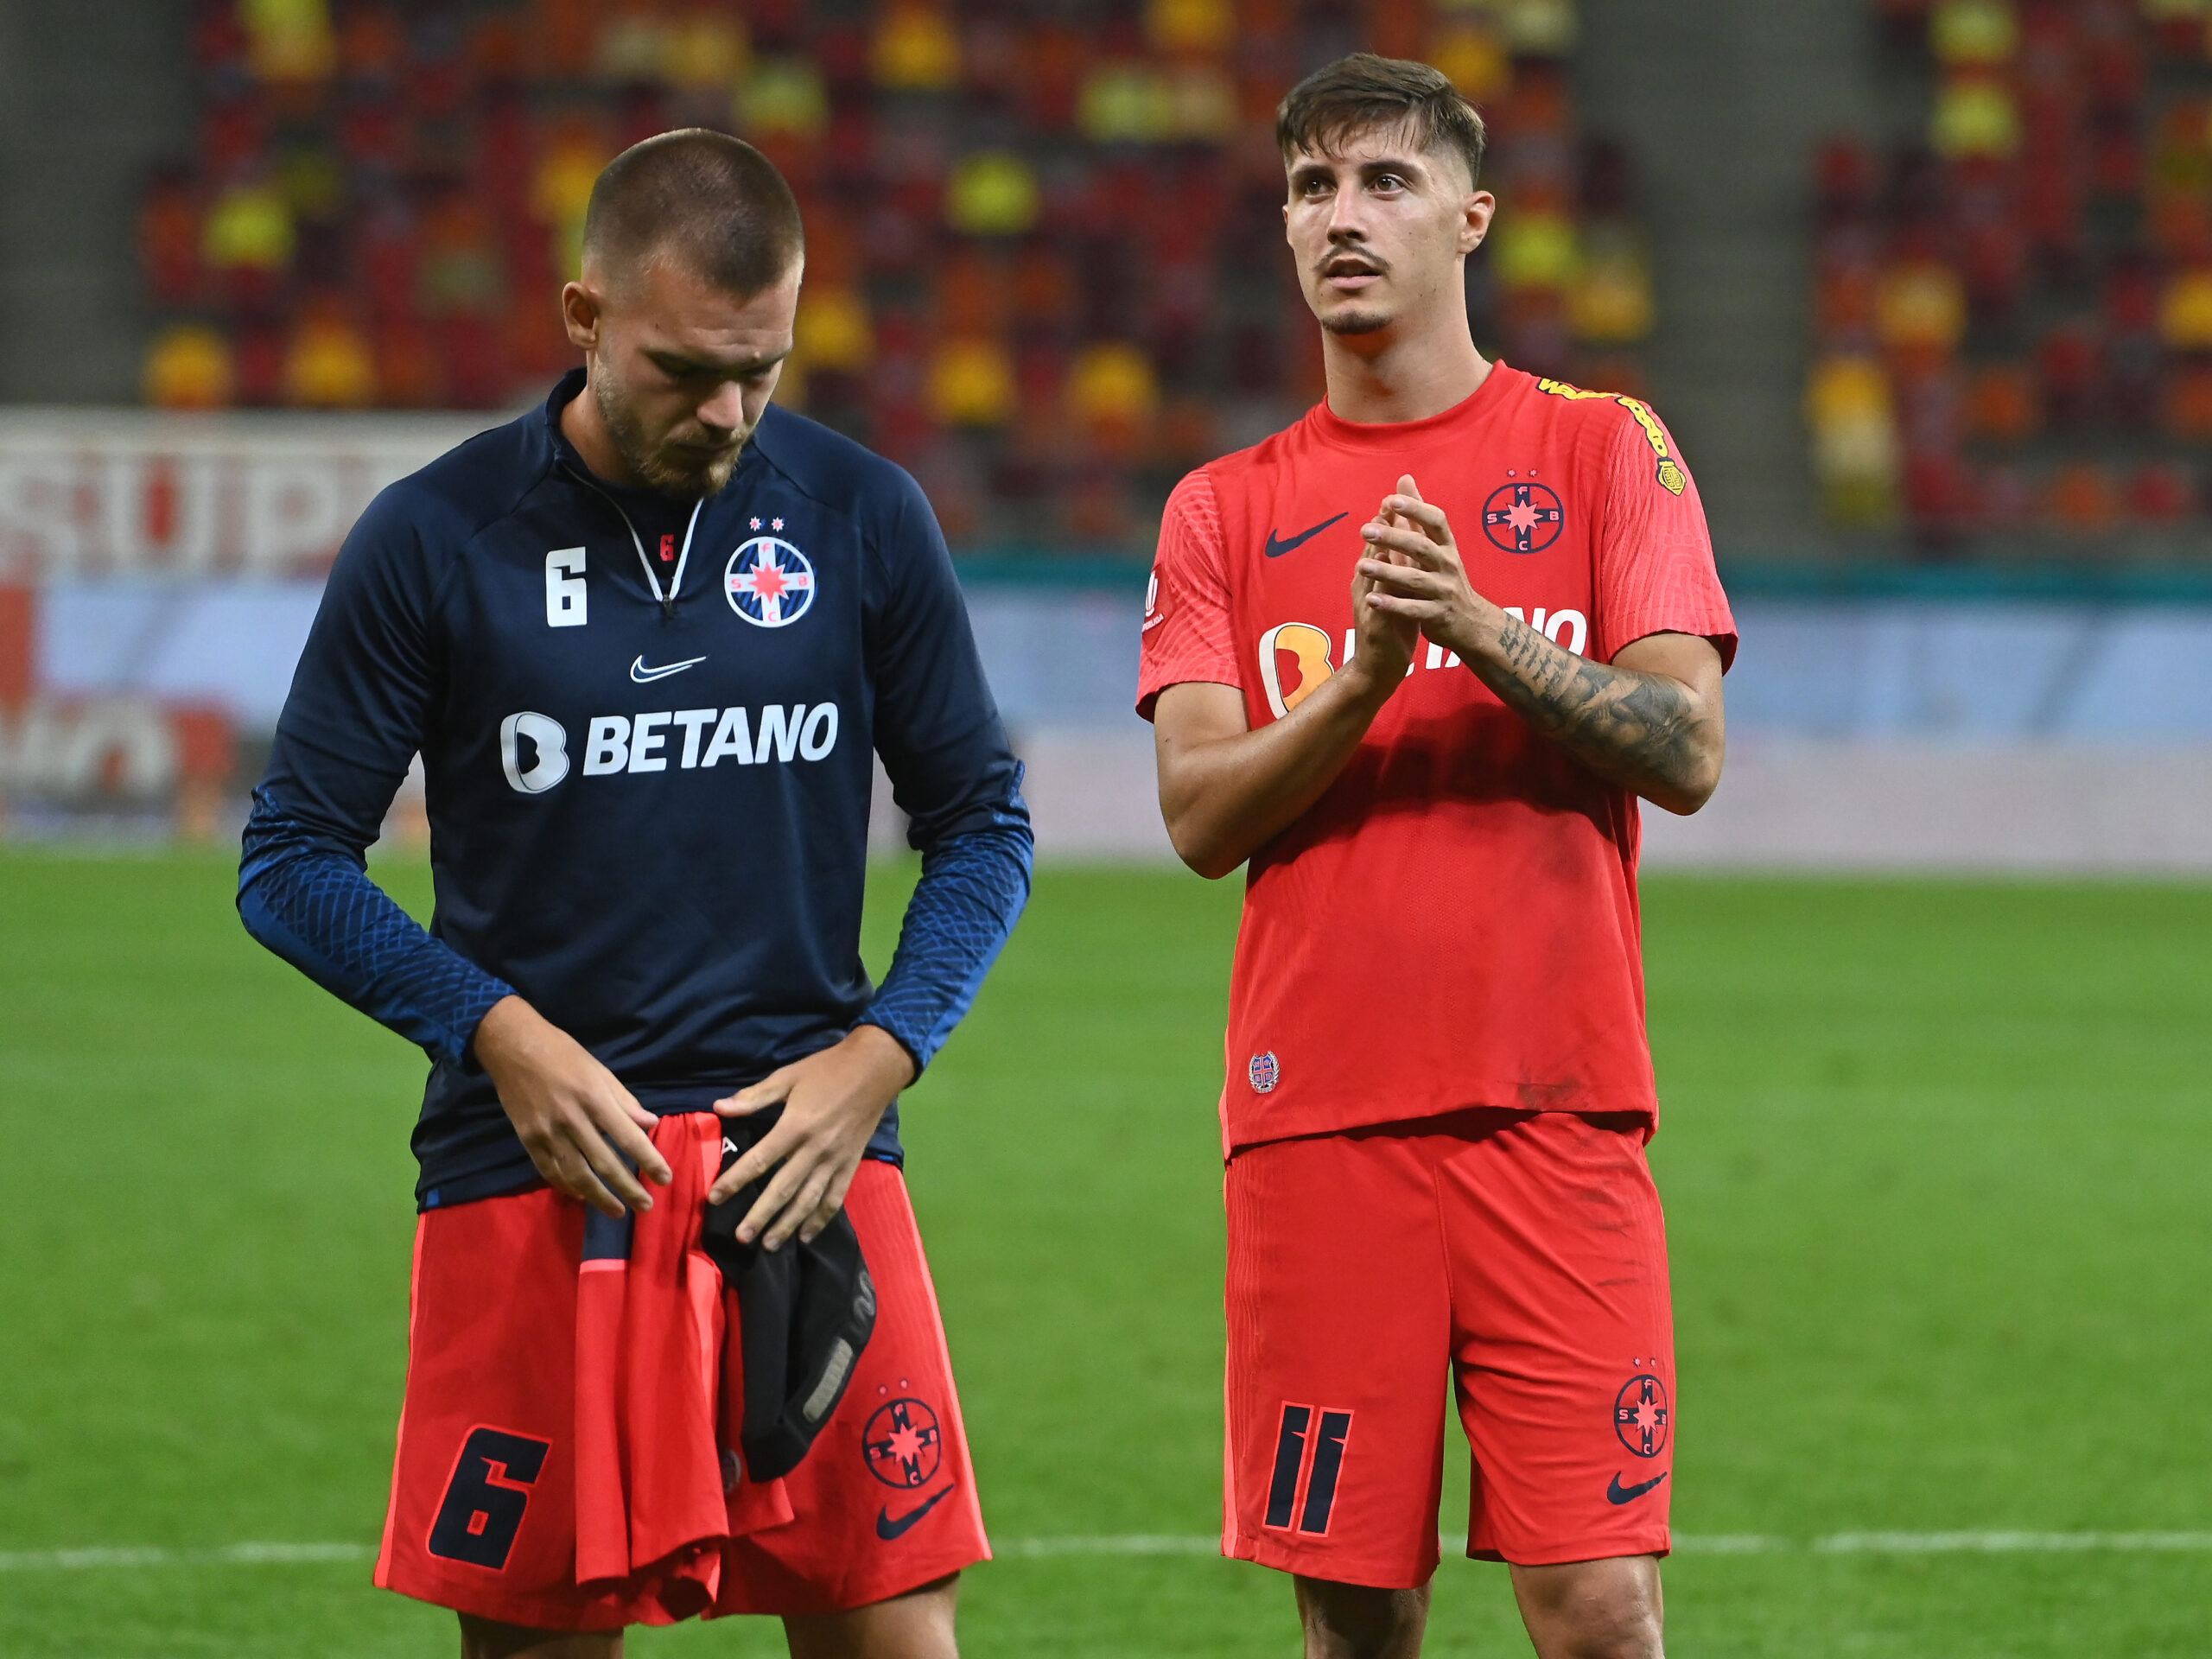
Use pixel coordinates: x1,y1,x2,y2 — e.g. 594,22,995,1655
1276,53,1487,191
581,129,804,294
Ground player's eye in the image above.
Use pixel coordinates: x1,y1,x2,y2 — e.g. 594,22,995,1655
1372,175,1406,192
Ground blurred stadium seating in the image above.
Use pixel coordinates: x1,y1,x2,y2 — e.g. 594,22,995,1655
1809,0,2212,557
132,0,1653,550
1,0,2209,860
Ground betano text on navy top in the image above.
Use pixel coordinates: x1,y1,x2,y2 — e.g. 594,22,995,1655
238,370,1032,1210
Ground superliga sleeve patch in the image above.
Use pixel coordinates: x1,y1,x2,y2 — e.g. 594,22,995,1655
1535,378,1688,497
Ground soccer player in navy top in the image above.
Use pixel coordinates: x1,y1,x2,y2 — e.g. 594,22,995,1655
239,131,1029,1656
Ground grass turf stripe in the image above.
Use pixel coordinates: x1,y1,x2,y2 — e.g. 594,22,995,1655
8,1534,2212,1572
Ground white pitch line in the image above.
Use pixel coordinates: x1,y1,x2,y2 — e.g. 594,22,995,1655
1001,1535,1220,1558
0,1542,374,1573
5,1533,2212,1573
1813,1531,2212,1554
1651,1533,2212,1556
1671,1535,1794,1554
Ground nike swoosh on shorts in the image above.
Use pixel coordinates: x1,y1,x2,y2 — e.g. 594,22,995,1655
1264,513,1349,557
630,654,708,683
1606,1471,1668,1505
875,1485,953,1540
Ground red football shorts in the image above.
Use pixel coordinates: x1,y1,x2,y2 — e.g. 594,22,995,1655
374,1113,988,1630
1223,1109,1675,1586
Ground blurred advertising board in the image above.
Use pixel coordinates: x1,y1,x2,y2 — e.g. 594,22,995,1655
0,410,484,838
0,582,239,839
0,410,493,582
5,412,2212,864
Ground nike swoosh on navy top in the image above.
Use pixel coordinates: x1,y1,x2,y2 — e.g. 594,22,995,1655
1264,512,1349,557
629,654,708,683
1606,1471,1668,1505
875,1485,952,1541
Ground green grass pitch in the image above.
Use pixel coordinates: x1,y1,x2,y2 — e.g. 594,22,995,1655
2,850,2209,1656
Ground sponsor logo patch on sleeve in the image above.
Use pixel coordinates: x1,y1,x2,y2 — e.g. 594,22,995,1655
1535,378,1688,497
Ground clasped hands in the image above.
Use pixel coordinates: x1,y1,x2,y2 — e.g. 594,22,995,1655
1346,473,1493,688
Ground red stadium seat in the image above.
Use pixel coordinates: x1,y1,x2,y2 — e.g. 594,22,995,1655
1814,0,2209,543
131,0,1656,547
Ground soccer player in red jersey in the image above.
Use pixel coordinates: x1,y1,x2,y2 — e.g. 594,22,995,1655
1138,55,1735,1659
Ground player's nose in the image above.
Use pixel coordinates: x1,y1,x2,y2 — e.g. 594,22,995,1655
1324,183,1369,236
696,380,748,433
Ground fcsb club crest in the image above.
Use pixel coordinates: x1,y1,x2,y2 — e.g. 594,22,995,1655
725,536,817,627
862,1397,943,1489
1613,1372,1670,1459
1482,481,1565,554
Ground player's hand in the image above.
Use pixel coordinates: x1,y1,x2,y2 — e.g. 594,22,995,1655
1357,474,1489,662
709,1025,916,1251
1344,486,1421,700
474,995,671,1219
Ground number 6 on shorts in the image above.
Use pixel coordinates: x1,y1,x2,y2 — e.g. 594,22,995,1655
427,1426,551,1571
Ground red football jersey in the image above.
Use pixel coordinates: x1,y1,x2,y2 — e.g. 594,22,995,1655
1138,365,1737,1153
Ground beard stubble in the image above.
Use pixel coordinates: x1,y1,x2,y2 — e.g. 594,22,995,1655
1319,307,1393,336
592,371,746,498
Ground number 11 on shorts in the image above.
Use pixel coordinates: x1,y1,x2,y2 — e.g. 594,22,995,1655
1263,1403,1353,1535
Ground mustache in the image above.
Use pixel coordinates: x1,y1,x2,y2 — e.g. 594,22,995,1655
666,424,743,453
1317,249,1387,278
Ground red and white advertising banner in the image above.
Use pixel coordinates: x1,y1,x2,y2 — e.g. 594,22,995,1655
0,410,497,581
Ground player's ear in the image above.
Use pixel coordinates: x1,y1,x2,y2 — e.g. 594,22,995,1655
562,281,602,351
1459,192,1495,257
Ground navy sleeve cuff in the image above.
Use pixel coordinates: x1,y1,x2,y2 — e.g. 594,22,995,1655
858,804,1032,1077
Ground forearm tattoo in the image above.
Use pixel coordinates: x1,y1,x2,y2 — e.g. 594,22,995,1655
1489,614,1712,798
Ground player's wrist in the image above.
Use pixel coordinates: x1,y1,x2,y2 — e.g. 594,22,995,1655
470,993,531,1061
473,993,559,1084
847,1020,919,1090
1463,597,1522,665
1334,649,1407,709
1442,607,1490,665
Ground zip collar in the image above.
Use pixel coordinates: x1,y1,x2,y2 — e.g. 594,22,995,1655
562,463,703,620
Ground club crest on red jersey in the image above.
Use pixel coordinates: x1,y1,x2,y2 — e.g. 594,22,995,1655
726,533,816,627
1249,1052,1281,1094
1482,481,1566,554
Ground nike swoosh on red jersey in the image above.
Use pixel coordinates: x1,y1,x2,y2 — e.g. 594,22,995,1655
875,1485,953,1540
1264,513,1348,557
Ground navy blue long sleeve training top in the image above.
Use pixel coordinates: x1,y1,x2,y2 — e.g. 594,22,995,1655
239,372,1032,1209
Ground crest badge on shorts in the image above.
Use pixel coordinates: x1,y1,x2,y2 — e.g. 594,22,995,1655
726,534,817,627
862,1396,943,1489
1249,1052,1281,1094
1613,1372,1670,1459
